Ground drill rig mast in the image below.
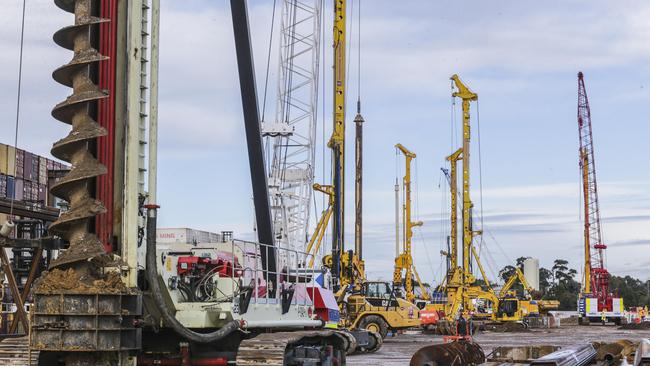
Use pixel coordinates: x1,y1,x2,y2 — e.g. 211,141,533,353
393,144,427,304
576,72,623,324
329,0,349,291
451,74,479,286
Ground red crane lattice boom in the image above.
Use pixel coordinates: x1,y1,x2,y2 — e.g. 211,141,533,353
577,71,611,310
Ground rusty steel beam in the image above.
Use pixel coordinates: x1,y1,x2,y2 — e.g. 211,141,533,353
0,245,29,332
9,247,43,334
0,198,59,222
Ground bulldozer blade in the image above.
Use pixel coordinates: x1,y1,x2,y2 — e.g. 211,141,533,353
410,340,485,366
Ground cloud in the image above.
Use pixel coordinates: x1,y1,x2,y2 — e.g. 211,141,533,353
611,239,650,248
1,0,649,287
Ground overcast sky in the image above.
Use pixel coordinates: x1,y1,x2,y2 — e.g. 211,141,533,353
1,0,649,285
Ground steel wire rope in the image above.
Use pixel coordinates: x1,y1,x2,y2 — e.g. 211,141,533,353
10,0,27,219
438,169,447,286
413,160,435,285
476,100,486,259
344,0,355,107
261,0,278,123
320,0,329,256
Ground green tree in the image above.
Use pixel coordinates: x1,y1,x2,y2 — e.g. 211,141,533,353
539,267,553,294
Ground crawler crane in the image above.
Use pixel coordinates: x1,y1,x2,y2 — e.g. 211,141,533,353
23,1,351,365
575,72,623,325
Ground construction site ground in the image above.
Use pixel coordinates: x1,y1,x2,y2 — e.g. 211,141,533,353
347,325,650,366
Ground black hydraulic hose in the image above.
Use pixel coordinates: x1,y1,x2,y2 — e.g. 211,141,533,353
145,204,241,343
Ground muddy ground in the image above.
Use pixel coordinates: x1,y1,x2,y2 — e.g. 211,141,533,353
347,325,650,366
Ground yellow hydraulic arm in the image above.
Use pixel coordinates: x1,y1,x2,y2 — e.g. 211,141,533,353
393,143,426,303
499,267,534,298
306,184,334,269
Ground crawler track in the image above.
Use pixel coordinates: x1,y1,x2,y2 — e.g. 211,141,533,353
236,330,348,366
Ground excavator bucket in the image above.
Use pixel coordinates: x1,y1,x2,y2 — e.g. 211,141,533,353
409,340,485,366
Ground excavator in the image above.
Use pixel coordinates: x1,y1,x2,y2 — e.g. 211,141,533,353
304,0,419,348
7,0,356,365
499,266,559,316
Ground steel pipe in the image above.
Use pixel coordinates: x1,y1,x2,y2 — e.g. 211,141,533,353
242,319,323,329
530,343,596,366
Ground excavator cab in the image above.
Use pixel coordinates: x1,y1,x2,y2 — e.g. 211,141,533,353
363,281,399,307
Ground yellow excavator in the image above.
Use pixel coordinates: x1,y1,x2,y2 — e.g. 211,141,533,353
499,266,559,316
304,0,419,349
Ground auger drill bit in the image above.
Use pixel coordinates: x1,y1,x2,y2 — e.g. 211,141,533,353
49,0,108,269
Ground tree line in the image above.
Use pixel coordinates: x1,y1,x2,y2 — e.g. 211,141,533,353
497,257,650,310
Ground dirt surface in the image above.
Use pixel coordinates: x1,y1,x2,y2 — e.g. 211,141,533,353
34,268,130,294
347,325,650,366
619,321,650,330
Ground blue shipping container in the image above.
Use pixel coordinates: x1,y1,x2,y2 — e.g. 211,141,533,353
6,176,14,199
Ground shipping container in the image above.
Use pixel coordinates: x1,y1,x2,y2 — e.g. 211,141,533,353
31,156,39,182
0,174,6,198
15,149,24,178
156,228,222,245
6,176,14,199
39,156,47,185
23,151,33,181
38,183,47,203
0,144,7,175
14,178,24,200
27,180,39,201
23,180,31,201
6,145,16,177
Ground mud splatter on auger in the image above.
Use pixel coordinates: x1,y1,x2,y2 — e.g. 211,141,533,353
48,0,108,269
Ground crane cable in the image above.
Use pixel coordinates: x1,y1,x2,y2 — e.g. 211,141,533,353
357,0,361,101
10,0,27,219
476,100,486,257
260,0,277,124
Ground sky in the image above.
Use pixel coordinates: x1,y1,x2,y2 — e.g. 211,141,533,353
1,0,649,286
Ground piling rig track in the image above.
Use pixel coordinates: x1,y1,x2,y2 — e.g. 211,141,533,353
48,0,108,269
236,330,349,366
